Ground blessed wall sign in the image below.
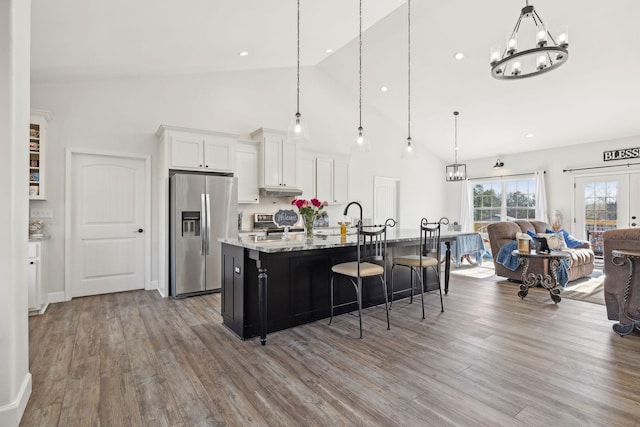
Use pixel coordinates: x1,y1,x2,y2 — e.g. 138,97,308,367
603,147,640,161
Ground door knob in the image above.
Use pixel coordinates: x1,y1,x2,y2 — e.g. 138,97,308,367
137,228,144,233
632,223,637,227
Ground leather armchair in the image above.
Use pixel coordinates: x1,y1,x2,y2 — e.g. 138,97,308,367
603,228,640,324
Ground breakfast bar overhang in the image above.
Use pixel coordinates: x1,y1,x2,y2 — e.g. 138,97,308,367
220,230,483,344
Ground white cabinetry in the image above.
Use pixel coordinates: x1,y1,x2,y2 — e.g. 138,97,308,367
251,128,299,190
28,241,46,315
159,125,237,173
29,110,50,200
304,154,350,204
236,139,260,203
298,151,316,198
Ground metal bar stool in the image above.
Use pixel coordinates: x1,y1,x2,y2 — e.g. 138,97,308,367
390,217,447,318
329,219,395,338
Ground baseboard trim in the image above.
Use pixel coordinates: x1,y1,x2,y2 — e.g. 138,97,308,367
148,279,159,292
47,291,66,304
0,372,32,426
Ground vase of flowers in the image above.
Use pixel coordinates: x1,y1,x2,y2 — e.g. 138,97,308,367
291,198,329,239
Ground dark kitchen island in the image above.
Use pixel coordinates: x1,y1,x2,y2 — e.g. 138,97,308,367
219,230,478,344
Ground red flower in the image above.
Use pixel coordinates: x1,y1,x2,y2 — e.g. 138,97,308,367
310,198,321,207
292,199,305,209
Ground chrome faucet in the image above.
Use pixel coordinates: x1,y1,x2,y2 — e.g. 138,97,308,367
343,201,363,227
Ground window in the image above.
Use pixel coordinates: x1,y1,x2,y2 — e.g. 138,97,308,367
473,178,536,232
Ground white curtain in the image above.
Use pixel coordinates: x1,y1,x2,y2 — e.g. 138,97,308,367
459,179,474,232
535,170,548,222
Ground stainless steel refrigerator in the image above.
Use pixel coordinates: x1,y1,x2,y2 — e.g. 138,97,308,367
170,172,237,297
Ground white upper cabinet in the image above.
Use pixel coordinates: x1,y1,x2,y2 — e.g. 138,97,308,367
332,159,350,204
315,157,333,202
297,152,350,203
316,157,350,204
236,139,260,203
158,125,237,173
298,151,316,198
252,128,299,189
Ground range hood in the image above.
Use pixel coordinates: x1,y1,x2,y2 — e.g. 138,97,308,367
259,186,303,198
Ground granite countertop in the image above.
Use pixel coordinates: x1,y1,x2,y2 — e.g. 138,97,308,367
219,229,425,253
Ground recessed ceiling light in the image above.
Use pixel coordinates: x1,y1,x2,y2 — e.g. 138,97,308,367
380,86,388,92
325,48,333,54
525,133,534,138
454,52,464,60
238,51,249,57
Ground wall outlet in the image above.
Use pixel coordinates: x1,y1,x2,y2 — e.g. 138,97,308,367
30,208,53,219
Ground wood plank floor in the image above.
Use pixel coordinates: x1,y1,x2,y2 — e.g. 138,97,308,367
21,268,640,427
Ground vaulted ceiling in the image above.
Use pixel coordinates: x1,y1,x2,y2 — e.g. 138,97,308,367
31,0,640,162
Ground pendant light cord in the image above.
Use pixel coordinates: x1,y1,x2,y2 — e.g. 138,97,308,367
454,112,459,164
407,0,411,139
358,0,362,128
296,0,300,114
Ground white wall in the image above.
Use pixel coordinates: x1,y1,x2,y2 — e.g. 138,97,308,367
31,66,445,296
1,1,32,425
443,135,640,234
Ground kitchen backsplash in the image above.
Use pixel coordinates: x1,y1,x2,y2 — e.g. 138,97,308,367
238,196,349,230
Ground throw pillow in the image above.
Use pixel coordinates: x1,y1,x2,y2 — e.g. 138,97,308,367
526,229,537,238
537,232,568,250
546,228,583,249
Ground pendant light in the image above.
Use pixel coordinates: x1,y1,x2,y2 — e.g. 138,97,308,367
352,0,370,152
445,111,467,181
401,0,418,159
287,0,309,143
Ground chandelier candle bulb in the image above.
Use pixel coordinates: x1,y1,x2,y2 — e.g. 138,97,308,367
507,38,517,54
536,55,546,69
490,46,501,64
558,25,569,47
536,29,547,47
512,61,521,75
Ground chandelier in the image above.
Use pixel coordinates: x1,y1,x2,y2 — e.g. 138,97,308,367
445,111,466,182
287,0,309,143
490,1,569,80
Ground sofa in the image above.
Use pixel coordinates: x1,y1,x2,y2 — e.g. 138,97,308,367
487,220,595,283
603,228,640,330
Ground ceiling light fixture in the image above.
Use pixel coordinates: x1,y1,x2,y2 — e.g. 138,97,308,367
494,158,505,168
401,0,418,160
525,133,534,138
352,0,370,152
454,52,464,60
238,51,248,57
490,1,568,79
380,86,388,92
287,0,310,143
325,48,333,54
445,111,466,181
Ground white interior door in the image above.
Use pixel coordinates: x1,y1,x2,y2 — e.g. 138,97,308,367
70,153,146,297
373,176,399,225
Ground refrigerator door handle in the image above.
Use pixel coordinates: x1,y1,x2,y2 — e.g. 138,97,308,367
200,193,207,255
205,193,211,255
